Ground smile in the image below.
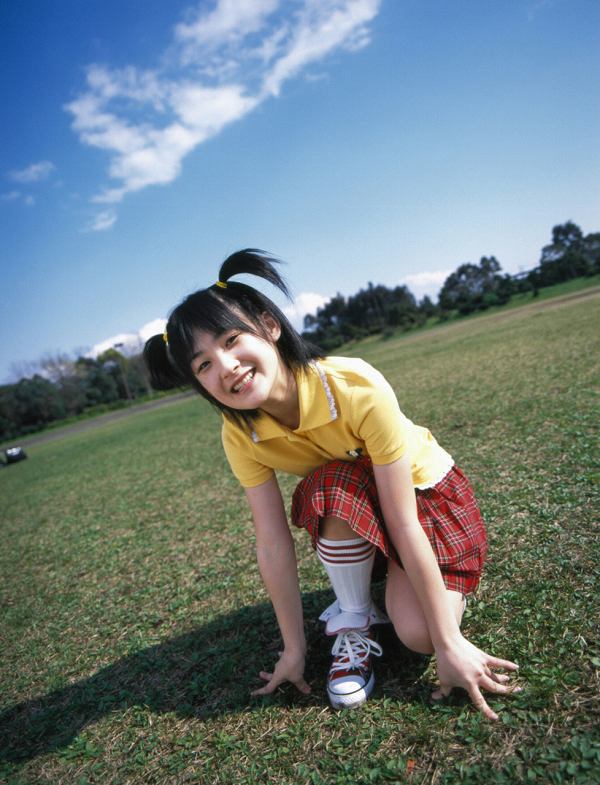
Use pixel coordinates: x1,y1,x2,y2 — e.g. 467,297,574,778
231,369,255,393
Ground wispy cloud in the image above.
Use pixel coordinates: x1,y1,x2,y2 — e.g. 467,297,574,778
175,0,280,55
1,190,36,207
85,209,117,232
527,0,558,21
10,160,56,183
66,0,381,223
1,190,22,203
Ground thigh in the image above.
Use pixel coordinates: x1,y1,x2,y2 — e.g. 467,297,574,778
385,559,465,655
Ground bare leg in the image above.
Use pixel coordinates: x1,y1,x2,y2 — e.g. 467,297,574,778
320,515,358,540
385,558,465,655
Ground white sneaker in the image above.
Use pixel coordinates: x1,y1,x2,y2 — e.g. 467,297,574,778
327,629,383,709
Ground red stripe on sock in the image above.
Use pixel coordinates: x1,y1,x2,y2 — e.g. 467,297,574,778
317,540,375,565
317,539,373,553
317,552,375,565
317,541,374,558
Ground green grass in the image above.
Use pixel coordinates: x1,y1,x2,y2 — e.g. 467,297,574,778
1,290,599,784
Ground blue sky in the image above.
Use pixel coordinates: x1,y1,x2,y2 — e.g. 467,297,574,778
1,0,599,382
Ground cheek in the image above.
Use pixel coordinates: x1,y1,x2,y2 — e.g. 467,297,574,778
201,372,219,394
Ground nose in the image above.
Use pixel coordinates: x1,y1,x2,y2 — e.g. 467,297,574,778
217,348,239,377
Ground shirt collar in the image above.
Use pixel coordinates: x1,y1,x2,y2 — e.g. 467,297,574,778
250,361,338,442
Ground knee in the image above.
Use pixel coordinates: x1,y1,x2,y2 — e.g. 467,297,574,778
392,621,434,656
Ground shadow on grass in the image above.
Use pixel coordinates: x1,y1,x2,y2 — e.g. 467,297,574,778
0,587,430,765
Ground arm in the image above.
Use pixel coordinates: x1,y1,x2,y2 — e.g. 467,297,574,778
373,455,519,720
244,475,310,696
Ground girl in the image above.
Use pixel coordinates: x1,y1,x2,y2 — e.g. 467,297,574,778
144,249,520,719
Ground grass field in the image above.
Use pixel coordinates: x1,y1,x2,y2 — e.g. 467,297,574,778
1,289,599,784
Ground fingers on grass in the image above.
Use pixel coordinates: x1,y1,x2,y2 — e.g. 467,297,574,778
480,675,519,695
295,679,311,694
468,685,498,721
252,673,310,697
251,671,277,695
490,673,511,684
488,656,519,671
431,685,452,701
252,682,278,696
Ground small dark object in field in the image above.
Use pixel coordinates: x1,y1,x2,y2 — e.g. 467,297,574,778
4,447,28,465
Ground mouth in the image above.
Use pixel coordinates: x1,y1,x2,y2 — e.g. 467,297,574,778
231,369,255,394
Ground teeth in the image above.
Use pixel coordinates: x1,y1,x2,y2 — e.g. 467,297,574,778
232,370,254,393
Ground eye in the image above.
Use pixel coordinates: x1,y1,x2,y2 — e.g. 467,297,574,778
225,333,239,347
195,360,209,374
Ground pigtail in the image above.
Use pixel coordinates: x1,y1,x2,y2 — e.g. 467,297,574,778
143,333,189,390
218,249,292,301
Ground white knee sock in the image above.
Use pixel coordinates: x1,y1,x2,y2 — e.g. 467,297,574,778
316,536,375,616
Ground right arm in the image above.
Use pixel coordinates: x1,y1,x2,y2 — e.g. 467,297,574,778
244,475,310,696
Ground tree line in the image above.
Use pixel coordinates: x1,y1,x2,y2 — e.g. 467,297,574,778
1,220,598,442
0,349,151,442
303,221,600,349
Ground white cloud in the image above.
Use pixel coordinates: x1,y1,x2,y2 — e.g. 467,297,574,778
401,269,452,300
66,1,381,216
138,318,168,342
282,291,329,330
85,209,117,232
89,318,167,359
262,0,380,97
10,160,56,182
88,333,140,358
175,0,279,52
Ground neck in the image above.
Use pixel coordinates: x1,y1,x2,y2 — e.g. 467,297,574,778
260,364,300,430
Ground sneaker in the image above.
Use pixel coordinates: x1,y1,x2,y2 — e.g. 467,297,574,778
327,629,383,709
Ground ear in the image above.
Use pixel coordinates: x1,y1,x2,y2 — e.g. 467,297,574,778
261,312,281,341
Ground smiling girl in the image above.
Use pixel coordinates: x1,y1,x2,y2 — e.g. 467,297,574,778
144,249,520,718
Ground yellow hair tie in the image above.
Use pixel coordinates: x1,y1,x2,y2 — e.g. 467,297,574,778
215,280,228,289
163,330,169,344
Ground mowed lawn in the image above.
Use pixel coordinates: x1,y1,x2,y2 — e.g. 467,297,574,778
1,290,599,785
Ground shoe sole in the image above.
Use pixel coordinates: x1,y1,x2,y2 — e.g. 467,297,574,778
327,670,375,710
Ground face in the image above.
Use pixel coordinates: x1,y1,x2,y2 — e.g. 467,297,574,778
190,315,287,411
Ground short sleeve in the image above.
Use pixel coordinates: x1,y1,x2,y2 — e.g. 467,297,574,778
350,367,408,465
221,420,275,488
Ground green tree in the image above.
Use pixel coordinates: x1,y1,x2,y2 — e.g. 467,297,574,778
418,295,439,318
0,385,20,441
536,221,594,285
10,376,66,435
439,256,513,315
75,357,119,406
583,231,600,273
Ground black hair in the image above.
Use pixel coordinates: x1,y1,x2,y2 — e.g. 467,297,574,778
144,249,323,426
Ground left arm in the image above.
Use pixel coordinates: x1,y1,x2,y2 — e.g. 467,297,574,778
373,455,520,720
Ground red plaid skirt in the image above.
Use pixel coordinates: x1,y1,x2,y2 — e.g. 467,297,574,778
291,457,487,595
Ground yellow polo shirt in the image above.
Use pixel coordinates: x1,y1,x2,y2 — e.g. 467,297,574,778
221,356,453,489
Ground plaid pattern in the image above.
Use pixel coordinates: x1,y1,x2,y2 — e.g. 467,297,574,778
291,457,487,594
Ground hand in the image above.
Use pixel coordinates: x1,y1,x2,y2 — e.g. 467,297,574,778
251,649,311,696
432,635,521,720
